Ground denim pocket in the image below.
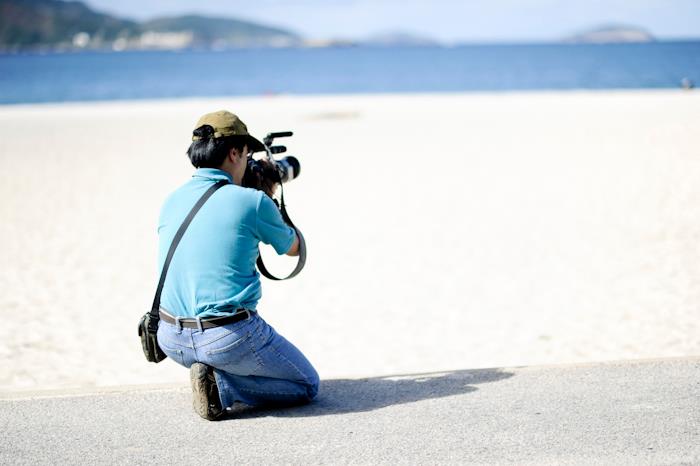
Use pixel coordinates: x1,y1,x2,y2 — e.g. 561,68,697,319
201,330,263,374
205,332,252,356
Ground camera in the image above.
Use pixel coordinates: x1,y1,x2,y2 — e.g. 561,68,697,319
243,131,301,192
245,131,307,281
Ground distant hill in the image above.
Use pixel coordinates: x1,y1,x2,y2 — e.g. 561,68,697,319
0,0,138,50
563,25,656,44
0,0,300,51
141,15,300,48
363,31,440,47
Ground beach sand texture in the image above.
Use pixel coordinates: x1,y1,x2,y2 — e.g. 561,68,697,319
0,90,699,391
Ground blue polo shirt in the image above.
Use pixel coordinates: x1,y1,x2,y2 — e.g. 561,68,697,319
157,168,296,318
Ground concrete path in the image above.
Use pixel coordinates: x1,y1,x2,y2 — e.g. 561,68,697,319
1,358,698,465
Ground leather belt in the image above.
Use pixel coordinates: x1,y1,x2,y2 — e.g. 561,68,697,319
159,309,253,329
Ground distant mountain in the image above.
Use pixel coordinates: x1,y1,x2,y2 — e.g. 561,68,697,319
363,31,440,47
0,0,138,50
563,25,656,44
0,0,300,51
141,15,300,48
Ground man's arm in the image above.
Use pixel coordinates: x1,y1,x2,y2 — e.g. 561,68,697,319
256,192,301,256
266,183,300,257
286,232,300,256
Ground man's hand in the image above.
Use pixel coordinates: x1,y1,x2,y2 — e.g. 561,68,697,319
250,156,279,198
264,180,279,198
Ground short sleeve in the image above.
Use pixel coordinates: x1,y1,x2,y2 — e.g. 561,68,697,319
255,193,296,255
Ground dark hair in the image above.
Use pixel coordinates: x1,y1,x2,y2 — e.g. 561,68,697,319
186,125,247,168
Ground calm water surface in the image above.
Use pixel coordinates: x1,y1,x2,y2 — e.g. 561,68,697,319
0,42,699,104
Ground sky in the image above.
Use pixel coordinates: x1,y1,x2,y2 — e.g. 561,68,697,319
82,0,700,43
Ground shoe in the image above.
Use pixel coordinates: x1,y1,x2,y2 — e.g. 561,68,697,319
190,363,224,421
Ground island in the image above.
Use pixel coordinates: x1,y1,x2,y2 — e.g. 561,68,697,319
563,25,656,44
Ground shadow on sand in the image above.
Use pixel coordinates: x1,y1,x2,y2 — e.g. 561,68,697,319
224,367,514,420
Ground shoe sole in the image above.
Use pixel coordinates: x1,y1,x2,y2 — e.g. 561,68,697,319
190,363,222,421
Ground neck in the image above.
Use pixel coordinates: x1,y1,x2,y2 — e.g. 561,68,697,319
219,164,243,186
233,172,243,186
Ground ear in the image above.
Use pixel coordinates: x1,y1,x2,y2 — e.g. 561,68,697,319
228,147,239,162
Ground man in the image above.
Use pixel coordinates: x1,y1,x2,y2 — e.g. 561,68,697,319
156,110,319,420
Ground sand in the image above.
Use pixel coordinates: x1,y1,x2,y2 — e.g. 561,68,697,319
0,90,699,391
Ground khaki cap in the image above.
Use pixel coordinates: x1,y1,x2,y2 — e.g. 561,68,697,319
192,110,265,153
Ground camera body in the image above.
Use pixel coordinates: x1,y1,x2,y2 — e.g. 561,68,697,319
242,132,300,193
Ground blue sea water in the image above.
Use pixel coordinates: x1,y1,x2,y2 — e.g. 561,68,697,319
0,42,699,104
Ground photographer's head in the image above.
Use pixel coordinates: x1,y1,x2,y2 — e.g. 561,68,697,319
187,110,265,184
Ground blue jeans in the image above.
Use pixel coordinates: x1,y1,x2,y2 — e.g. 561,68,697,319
157,312,319,409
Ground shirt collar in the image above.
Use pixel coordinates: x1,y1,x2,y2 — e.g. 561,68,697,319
192,168,234,183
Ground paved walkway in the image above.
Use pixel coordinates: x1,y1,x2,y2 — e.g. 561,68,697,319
2,358,699,465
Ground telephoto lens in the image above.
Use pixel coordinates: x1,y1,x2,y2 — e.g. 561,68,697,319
276,156,300,184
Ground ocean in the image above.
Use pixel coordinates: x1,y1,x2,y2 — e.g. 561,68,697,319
0,41,699,104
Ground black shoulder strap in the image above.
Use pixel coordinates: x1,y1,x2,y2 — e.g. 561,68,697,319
256,183,306,281
150,180,229,316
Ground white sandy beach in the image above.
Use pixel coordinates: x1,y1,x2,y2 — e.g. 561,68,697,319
0,90,699,391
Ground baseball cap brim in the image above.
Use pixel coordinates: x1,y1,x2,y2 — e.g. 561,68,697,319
247,135,266,153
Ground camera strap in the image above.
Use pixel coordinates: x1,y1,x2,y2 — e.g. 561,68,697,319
256,183,307,281
149,179,230,319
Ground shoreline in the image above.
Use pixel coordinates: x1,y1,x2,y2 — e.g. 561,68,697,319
0,87,694,110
